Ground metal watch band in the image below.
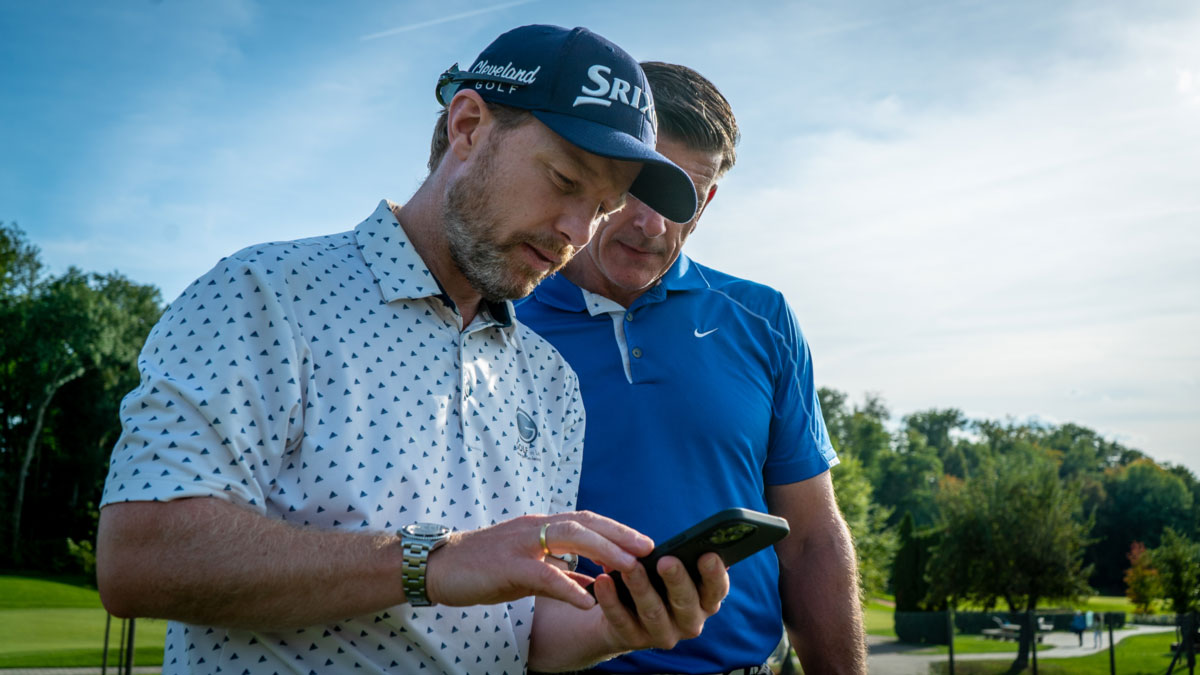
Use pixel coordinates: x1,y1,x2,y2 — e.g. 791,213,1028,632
400,523,449,607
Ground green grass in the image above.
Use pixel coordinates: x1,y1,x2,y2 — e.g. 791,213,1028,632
1079,595,1136,614
865,598,897,637
929,632,1182,674
914,635,1058,655
0,573,104,609
863,595,1136,643
0,574,166,667
952,595,1136,615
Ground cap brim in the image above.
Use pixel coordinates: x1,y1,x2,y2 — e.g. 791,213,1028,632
531,110,698,223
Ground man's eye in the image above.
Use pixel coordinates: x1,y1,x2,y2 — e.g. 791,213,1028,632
553,172,576,192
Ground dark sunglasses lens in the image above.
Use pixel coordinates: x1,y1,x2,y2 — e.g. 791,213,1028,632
437,78,459,106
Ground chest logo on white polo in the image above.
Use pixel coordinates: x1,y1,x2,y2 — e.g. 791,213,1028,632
515,408,541,460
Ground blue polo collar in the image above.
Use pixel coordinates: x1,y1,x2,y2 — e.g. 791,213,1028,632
531,253,707,313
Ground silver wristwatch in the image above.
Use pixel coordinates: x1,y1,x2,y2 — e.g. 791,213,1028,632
399,522,451,606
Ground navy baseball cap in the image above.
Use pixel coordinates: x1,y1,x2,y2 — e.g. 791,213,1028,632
436,25,698,223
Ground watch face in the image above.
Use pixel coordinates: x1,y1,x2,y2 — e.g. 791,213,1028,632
404,522,450,538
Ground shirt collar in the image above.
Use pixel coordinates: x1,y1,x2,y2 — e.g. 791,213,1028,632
529,270,589,313
658,253,708,292
579,288,626,317
355,200,514,329
530,253,709,313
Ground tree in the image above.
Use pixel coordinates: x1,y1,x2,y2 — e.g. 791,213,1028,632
0,224,161,566
1124,541,1160,614
819,388,898,602
829,449,896,603
926,454,1093,669
874,432,943,527
819,388,892,475
891,512,942,612
903,408,969,478
1152,527,1200,615
1165,464,1200,540
0,222,41,297
1091,459,1195,593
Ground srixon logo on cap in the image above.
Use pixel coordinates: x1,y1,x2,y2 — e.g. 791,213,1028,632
574,65,656,122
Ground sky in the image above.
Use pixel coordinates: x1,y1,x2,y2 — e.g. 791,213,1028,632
2,1,1198,476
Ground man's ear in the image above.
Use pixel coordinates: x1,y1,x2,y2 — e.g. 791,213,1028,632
694,183,719,222
446,90,492,162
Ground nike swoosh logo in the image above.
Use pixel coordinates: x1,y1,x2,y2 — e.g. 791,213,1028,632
694,328,719,338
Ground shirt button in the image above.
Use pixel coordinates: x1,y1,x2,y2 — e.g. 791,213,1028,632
624,312,634,322
631,347,643,358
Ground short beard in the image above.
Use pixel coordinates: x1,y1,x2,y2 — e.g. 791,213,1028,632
443,141,574,302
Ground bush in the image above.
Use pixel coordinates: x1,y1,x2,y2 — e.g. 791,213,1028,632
64,539,96,582
895,611,952,644
1132,612,1177,625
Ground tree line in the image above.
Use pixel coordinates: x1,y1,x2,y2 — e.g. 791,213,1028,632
3,220,1198,630
1,222,161,568
822,387,1200,669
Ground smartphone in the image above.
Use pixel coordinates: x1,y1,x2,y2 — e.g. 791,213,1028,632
585,507,789,610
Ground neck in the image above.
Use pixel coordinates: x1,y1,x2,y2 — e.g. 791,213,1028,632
560,255,649,309
392,178,483,326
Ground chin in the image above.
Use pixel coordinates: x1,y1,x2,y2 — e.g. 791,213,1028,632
610,271,658,291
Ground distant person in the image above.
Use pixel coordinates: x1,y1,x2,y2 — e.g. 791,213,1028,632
1093,612,1104,648
517,61,865,674
94,24,729,674
1070,610,1087,646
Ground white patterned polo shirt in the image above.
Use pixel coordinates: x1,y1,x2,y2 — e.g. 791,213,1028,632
100,200,585,675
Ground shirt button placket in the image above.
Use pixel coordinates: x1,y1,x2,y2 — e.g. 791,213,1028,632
458,333,470,439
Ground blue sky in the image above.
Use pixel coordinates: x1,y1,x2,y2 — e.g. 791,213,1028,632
2,1,1198,476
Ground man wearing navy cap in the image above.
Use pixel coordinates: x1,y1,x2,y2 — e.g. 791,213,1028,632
518,63,867,673
96,26,726,674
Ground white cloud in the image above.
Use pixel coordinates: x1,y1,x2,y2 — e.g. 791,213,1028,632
688,4,1200,473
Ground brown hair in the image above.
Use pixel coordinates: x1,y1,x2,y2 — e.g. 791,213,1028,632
641,61,739,179
427,99,531,172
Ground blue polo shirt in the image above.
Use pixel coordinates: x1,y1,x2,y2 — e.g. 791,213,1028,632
517,254,837,673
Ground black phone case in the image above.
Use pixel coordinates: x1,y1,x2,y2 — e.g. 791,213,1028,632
586,507,789,609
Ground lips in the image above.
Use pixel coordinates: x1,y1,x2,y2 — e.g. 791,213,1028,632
520,241,568,272
616,239,662,257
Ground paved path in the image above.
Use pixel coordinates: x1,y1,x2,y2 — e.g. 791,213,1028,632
867,623,1177,674
0,625,1178,675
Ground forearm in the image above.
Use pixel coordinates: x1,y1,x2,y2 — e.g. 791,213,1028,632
97,497,406,630
780,513,866,674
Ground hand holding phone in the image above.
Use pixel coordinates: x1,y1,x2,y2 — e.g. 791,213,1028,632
586,507,788,610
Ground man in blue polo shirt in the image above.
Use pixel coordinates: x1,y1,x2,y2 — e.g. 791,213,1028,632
517,62,867,674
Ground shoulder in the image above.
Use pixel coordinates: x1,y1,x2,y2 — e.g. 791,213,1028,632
171,232,357,300
511,320,579,378
689,260,801,341
221,231,358,274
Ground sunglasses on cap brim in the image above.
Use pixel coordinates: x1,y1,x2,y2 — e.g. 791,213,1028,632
436,63,528,107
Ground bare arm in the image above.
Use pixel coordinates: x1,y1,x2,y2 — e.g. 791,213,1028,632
97,497,652,631
527,552,729,672
97,497,405,629
767,472,867,675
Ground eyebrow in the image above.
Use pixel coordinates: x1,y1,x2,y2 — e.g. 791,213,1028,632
555,139,631,199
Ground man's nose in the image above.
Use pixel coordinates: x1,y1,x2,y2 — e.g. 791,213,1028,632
628,198,667,238
555,205,597,248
